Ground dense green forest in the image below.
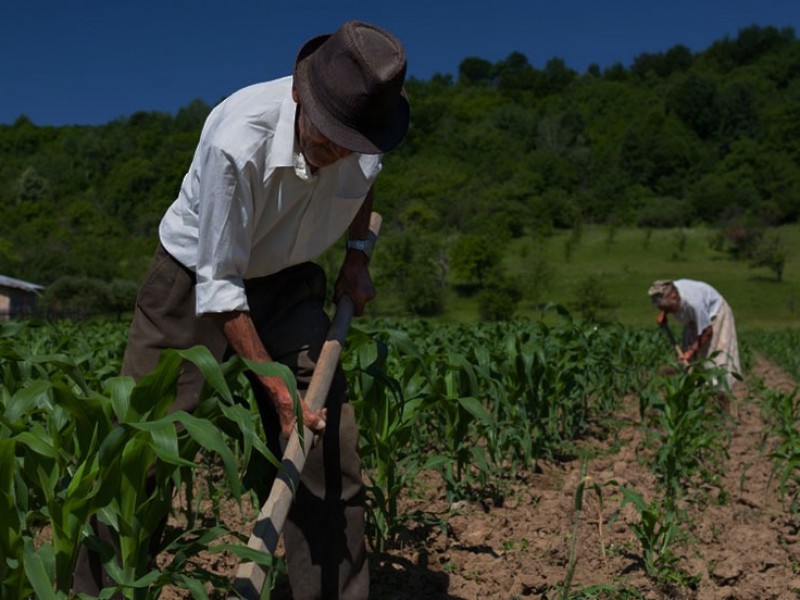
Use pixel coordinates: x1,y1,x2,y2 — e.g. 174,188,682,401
2,25,799,318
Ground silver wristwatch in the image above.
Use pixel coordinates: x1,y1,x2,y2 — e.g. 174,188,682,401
346,238,375,259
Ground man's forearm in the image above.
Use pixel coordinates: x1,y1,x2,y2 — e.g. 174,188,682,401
698,325,713,349
212,310,326,436
336,186,377,315
213,311,287,399
215,311,271,362
685,325,713,360
348,186,375,240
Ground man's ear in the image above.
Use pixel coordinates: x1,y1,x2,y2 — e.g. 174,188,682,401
291,86,300,103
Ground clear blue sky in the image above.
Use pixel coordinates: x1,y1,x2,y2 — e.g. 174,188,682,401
2,0,799,126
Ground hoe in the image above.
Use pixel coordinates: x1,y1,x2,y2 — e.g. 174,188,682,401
230,212,382,599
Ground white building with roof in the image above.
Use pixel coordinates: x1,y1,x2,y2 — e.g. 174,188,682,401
0,275,45,320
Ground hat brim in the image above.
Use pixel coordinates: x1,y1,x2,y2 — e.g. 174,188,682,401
293,34,410,154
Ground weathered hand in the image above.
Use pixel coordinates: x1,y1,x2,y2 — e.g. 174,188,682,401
262,375,327,439
275,397,327,439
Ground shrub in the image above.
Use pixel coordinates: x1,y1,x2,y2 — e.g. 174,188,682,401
636,197,694,228
570,274,616,321
477,273,522,321
449,234,503,287
401,267,445,316
749,234,788,282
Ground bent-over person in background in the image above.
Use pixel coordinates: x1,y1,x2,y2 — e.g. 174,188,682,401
73,20,410,600
648,279,741,411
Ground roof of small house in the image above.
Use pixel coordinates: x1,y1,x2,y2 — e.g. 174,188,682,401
0,275,45,293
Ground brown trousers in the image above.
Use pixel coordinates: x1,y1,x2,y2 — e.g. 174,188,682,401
74,245,369,599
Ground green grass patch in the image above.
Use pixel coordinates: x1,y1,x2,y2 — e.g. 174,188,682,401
495,224,800,330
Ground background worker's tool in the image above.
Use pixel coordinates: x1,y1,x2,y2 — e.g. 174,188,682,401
231,212,382,600
659,318,687,368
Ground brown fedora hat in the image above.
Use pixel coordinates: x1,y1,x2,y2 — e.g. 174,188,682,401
293,20,410,154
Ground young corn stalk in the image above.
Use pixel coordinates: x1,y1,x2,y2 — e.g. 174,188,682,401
759,386,800,513
559,460,618,599
1,322,287,599
618,486,700,592
344,325,430,551
640,361,731,499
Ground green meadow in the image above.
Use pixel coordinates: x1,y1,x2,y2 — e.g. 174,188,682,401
439,224,800,331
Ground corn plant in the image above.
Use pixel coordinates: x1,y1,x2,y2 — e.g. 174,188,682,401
639,362,730,498
354,313,665,507
560,460,616,599
361,320,496,502
409,343,494,500
343,325,431,550
758,386,800,513
617,486,699,592
2,312,674,592
0,321,287,599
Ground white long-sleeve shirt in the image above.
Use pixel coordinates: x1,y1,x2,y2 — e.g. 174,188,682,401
159,76,382,315
673,279,724,335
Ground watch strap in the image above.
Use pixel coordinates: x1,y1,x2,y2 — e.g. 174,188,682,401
346,238,375,258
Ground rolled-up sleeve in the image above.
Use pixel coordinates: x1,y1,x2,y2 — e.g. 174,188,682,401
194,146,254,315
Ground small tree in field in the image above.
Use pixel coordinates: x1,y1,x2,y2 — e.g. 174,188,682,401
376,231,447,317
571,274,616,321
104,278,140,319
710,217,788,282
477,272,522,321
709,217,763,260
750,234,787,282
402,266,445,316
450,234,503,288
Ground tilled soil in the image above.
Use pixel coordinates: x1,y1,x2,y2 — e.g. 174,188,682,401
160,355,800,599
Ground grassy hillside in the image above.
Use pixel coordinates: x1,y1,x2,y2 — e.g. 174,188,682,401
433,224,800,330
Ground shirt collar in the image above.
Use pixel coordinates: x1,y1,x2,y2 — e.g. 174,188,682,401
267,91,300,170
267,84,379,180
293,149,316,181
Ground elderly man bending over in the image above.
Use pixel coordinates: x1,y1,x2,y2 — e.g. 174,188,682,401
648,279,741,410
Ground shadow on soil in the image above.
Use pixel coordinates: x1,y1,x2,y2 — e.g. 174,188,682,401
264,552,456,600
369,553,457,599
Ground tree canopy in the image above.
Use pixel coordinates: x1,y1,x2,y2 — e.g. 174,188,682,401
1,25,798,311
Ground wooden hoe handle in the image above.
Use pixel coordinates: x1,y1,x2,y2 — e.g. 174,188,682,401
231,212,383,599
659,318,685,366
